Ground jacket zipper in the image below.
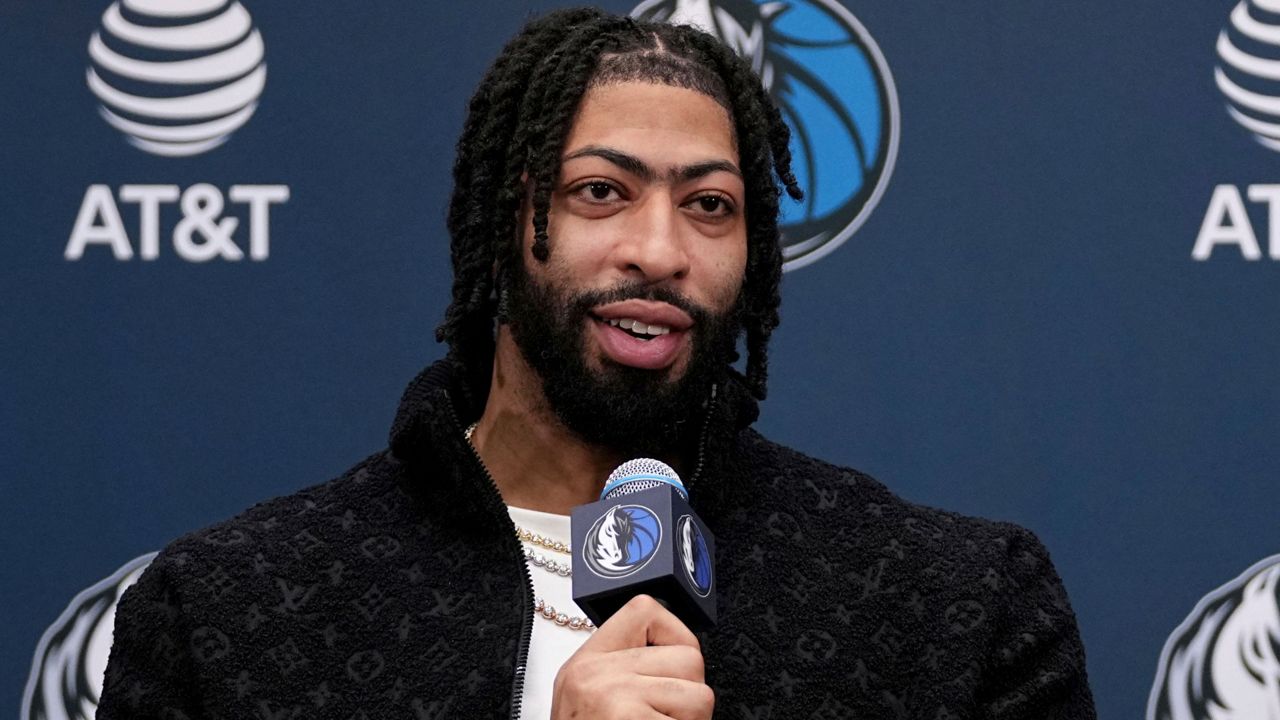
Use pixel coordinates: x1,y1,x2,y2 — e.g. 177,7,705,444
686,382,718,494
443,396,533,720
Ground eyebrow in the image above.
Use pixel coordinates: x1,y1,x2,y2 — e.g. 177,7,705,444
562,145,742,184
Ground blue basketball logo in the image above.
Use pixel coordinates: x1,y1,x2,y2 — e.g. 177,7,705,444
632,0,899,270
584,504,663,579
677,515,713,596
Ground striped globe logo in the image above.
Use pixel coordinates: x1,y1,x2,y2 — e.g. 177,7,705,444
1217,0,1280,151
86,0,266,157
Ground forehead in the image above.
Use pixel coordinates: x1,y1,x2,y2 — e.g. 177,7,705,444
563,81,738,165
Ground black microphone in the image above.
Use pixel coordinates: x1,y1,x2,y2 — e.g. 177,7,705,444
570,458,716,631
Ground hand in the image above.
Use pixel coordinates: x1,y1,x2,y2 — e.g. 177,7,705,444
550,594,715,720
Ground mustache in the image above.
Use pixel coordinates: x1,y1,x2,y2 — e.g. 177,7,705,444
568,282,713,327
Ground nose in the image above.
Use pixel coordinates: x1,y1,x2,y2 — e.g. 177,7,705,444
615,194,691,283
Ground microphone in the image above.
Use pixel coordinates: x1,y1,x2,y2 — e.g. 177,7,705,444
570,458,717,631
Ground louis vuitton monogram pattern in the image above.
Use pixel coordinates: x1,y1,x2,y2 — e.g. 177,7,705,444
697,436,1094,718
98,360,1094,719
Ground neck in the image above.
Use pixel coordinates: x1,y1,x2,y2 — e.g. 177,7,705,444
469,330,638,515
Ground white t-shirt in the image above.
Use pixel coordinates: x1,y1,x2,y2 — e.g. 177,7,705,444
506,505,593,720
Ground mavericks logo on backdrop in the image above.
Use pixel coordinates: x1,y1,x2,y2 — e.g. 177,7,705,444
22,553,156,720
1148,554,1280,719
631,0,899,271
87,0,267,157
584,504,663,579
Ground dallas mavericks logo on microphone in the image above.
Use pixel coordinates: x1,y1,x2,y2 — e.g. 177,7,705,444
677,515,713,596
632,0,899,270
583,504,663,579
1148,554,1280,719
22,552,156,720
86,0,268,157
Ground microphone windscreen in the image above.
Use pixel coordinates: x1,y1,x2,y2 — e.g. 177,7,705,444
601,458,687,501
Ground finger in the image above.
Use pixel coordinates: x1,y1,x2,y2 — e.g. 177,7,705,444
586,595,700,653
611,645,705,683
641,676,716,720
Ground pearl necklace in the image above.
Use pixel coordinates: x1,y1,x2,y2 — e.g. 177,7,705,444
465,421,595,632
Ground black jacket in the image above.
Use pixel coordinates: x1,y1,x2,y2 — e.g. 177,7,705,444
98,358,1096,719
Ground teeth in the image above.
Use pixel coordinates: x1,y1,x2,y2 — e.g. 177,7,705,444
603,317,672,336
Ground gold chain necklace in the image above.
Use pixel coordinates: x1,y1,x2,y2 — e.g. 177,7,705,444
464,421,594,632
465,423,573,553
515,525,571,555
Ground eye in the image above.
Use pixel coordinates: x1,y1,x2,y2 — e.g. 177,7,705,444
572,181,622,203
687,193,736,218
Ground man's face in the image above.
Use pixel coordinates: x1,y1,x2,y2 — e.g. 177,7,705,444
505,80,748,455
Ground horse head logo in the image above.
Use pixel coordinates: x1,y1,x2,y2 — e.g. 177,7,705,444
1149,555,1280,719
584,505,662,579
633,0,900,269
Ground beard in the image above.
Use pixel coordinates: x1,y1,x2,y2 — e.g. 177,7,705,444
502,267,742,458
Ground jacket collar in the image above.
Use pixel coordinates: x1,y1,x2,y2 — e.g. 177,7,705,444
387,354,759,493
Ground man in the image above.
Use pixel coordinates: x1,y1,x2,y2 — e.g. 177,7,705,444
99,8,1096,719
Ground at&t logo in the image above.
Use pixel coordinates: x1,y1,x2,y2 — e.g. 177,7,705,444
584,505,663,579
632,0,899,271
1216,0,1280,152
1197,1,1280,260
68,1,289,262
65,183,289,262
87,0,266,157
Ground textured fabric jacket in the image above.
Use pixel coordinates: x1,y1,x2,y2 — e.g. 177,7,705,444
98,358,1096,719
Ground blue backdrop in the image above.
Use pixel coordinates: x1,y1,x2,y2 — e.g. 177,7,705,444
4,1,1278,718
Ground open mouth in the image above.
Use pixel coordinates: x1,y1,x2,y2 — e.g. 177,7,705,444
588,308,688,370
593,315,673,341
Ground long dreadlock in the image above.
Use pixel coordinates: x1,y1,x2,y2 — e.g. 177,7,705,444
435,7,802,402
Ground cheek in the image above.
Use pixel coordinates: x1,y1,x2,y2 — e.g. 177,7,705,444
700,236,748,308
520,184,604,271
546,213,623,276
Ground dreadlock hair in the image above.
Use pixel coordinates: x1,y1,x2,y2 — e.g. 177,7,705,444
435,7,803,402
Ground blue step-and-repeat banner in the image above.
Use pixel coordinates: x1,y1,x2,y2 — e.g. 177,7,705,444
4,1,1280,718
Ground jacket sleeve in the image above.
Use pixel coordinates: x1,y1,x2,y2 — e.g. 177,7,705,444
97,554,204,720
977,525,1097,720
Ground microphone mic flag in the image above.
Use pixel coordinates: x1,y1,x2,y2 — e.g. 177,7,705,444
571,458,717,631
